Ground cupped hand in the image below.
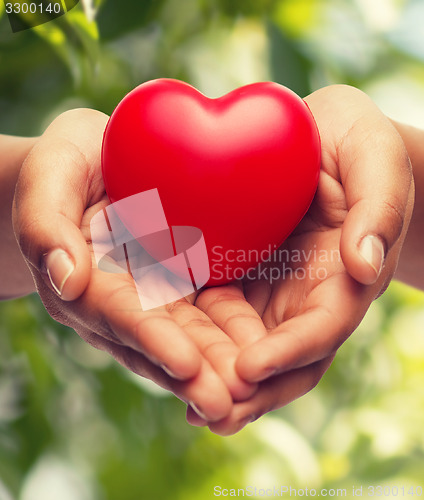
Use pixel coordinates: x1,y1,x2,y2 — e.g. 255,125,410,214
190,84,415,435
12,109,265,422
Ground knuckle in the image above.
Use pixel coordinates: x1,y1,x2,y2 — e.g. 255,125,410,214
179,316,212,331
317,84,367,103
388,128,412,172
166,298,191,314
382,197,405,227
221,312,261,332
49,108,108,130
132,314,164,339
131,314,178,349
196,287,242,311
203,340,232,357
378,197,406,244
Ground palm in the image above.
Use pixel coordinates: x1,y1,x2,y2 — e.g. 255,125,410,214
257,165,348,330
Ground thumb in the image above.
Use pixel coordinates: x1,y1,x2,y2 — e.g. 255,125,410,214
338,114,414,285
12,109,108,301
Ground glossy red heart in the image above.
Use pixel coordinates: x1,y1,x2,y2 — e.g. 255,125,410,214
102,79,320,286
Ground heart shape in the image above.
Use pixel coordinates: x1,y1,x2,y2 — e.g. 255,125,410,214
101,79,320,286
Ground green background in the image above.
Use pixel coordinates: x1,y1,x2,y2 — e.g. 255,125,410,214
1,0,424,498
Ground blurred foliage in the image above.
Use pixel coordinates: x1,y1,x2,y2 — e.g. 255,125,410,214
1,0,424,498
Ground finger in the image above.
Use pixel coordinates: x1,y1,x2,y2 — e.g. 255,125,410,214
186,406,208,427
34,262,203,381
208,357,333,436
172,360,233,421
76,327,170,387
196,283,268,348
80,268,203,380
111,345,233,422
306,86,414,285
236,272,371,383
78,328,232,421
12,109,109,301
167,297,257,401
339,117,414,284
203,342,257,401
242,278,272,317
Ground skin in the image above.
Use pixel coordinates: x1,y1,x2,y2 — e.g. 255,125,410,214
1,84,422,435
390,120,424,288
0,135,36,299
190,86,416,434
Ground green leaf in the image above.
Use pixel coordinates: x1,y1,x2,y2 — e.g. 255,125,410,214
96,0,166,41
267,20,312,97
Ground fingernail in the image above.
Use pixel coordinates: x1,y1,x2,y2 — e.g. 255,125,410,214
263,366,278,378
239,414,258,430
358,235,385,280
160,363,179,379
45,249,75,300
190,402,208,421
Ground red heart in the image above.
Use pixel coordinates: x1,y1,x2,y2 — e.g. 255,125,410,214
101,79,320,286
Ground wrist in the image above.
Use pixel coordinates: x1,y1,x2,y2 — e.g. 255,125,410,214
389,120,424,289
0,135,38,299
